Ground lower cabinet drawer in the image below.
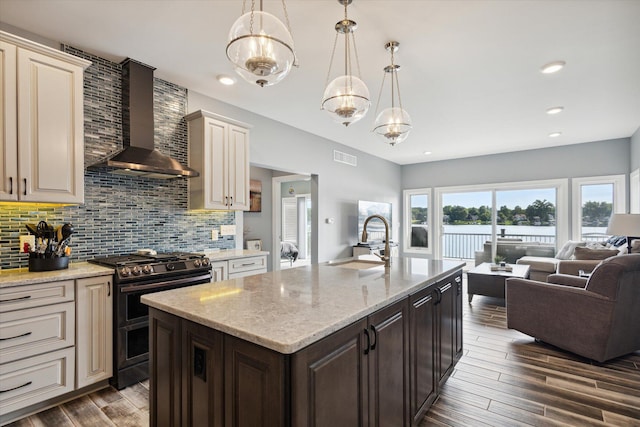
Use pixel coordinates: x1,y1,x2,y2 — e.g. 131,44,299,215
0,347,75,415
228,256,267,278
0,302,75,364
0,280,74,313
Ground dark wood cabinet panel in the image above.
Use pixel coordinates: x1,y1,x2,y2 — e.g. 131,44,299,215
454,273,463,360
409,287,436,425
436,278,454,388
181,320,224,427
292,318,369,427
149,308,182,427
368,299,409,427
224,335,286,427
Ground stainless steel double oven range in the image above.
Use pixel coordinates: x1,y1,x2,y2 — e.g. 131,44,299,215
89,252,212,389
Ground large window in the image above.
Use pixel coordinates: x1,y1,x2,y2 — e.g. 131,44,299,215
572,175,625,241
403,189,431,254
433,179,568,260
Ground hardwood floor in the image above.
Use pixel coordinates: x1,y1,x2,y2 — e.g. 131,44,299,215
7,273,640,426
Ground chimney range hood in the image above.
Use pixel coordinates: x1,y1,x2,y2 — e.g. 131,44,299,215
89,59,199,179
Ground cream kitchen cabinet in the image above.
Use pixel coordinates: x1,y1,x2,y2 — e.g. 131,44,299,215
210,260,229,282
75,275,113,388
186,110,251,210
228,255,267,279
0,31,90,203
0,280,76,418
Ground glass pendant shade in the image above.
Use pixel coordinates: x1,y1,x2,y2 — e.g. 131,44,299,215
226,11,295,87
322,75,370,126
373,107,412,145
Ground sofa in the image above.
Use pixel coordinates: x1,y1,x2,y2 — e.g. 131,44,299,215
506,254,640,362
474,239,556,266
518,237,640,281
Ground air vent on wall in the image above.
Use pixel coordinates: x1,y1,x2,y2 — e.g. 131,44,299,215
333,150,357,167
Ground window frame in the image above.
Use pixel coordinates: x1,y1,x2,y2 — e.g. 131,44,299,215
571,174,626,240
433,179,569,259
403,188,432,255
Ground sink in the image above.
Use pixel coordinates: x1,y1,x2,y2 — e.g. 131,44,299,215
328,259,386,270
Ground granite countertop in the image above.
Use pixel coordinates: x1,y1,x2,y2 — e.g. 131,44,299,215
142,256,464,354
0,262,114,288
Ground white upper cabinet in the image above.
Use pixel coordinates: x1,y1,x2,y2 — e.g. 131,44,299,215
186,110,251,210
0,31,90,203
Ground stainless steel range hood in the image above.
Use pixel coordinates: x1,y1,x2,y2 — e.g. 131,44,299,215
89,59,199,179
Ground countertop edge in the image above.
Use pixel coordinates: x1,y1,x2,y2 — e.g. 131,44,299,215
0,262,114,288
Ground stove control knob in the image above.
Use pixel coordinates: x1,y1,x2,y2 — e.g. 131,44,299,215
202,258,210,266
193,259,201,268
120,267,131,277
142,265,153,274
132,266,141,276
167,263,175,271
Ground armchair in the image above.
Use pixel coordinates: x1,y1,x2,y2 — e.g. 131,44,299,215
506,254,640,362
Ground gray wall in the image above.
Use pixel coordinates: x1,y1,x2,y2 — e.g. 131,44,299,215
188,91,402,263
402,138,631,188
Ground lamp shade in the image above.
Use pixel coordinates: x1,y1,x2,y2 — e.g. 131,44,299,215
226,11,296,87
373,106,412,145
606,213,640,236
321,75,370,126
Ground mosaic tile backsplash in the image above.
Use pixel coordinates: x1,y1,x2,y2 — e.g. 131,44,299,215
0,46,235,270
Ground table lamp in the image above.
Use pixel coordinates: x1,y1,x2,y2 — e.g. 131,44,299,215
606,213,640,254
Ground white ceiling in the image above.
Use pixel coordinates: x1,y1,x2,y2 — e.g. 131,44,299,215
1,0,639,165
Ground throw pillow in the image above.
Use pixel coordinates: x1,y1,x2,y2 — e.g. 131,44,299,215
573,246,619,260
555,240,586,260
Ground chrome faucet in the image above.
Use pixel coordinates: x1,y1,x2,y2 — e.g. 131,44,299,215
361,214,391,268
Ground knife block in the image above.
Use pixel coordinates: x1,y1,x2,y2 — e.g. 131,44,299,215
28,256,69,272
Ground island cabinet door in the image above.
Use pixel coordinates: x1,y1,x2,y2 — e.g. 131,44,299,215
292,318,369,427
149,308,182,427
408,286,436,425
436,278,455,388
367,298,410,427
224,335,286,427
181,320,224,427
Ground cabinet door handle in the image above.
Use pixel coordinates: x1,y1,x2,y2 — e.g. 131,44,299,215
23,178,27,196
8,177,13,195
107,281,111,297
370,325,377,351
229,196,233,206
0,331,32,341
363,328,370,355
0,295,31,303
0,381,32,394
434,288,442,305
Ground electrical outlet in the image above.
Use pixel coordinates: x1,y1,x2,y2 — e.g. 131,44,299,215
220,225,236,236
19,235,35,253
211,229,219,240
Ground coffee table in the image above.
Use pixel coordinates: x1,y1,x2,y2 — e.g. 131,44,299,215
467,262,530,302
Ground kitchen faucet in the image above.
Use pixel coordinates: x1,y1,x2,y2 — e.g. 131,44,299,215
361,214,391,268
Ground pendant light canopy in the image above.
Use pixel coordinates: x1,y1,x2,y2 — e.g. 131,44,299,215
373,41,412,146
321,0,370,126
226,0,297,87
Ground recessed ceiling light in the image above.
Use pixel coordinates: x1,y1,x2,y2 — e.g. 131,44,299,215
546,106,564,115
423,151,432,155
540,61,566,74
217,74,236,86
548,132,562,138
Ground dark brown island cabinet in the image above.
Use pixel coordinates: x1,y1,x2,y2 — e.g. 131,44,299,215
149,270,462,427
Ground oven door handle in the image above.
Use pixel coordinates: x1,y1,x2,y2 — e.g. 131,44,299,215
119,273,212,293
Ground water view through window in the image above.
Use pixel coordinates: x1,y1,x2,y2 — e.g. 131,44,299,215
442,188,558,259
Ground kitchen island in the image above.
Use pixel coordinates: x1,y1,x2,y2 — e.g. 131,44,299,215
142,256,464,426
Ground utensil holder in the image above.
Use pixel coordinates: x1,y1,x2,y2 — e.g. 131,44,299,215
29,256,69,272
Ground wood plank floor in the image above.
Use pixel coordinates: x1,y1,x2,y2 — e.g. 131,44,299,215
7,273,640,426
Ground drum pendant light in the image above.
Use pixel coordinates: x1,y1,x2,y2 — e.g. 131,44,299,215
372,41,412,145
226,0,297,87
321,0,370,126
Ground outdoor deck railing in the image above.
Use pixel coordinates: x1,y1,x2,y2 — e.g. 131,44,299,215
443,231,607,260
